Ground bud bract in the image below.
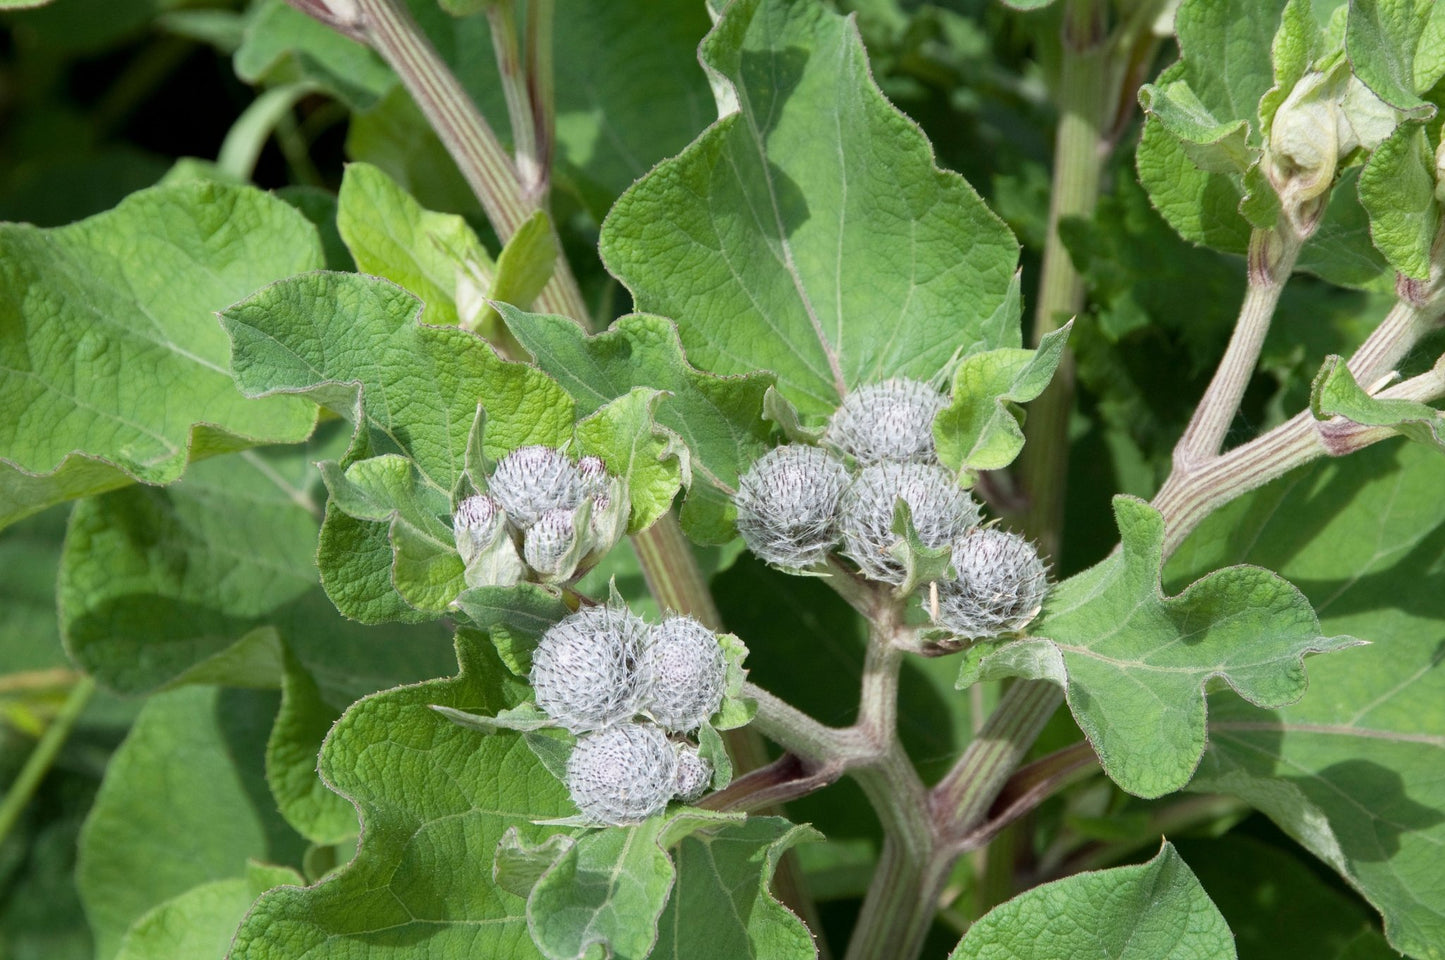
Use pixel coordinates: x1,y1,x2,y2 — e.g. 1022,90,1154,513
453,494,525,588
826,378,946,464
734,444,849,568
934,527,1049,639
523,506,585,581
839,461,980,584
672,743,713,803
566,723,676,825
489,445,585,529
638,616,726,733
530,605,650,733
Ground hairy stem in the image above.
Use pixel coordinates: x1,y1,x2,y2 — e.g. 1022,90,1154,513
524,0,556,201
0,676,95,848
1173,226,1303,469
1015,0,1111,557
305,0,587,323
485,2,538,189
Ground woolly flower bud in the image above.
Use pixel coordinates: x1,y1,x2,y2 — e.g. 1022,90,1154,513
577,455,610,499
566,724,676,825
638,616,725,733
734,445,849,568
523,508,580,579
672,743,713,803
453,494,504,567
530,606,649,733
934,528,1048,639
839,461,980,585
827,378,946,464
489,445,584,528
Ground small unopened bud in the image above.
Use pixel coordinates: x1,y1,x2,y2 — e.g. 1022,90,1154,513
523,507,581,579
566,724,676,825
826,378,946,464
934,527,1049,639
672,743,713,803
454,494,504,566
530,606,650,733
489,446,584,528
638,616,726,733
734,445,849,568
839,462,980,585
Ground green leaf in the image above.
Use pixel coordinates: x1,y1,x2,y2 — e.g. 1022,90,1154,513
572,389,685,535
451,581,571,675
645,816,820,959
1171,441,1445,957
1138,81,1255,174
1358,122,1440,279
1259,0,1327,133
958,496,1354,798
600,0,1019,416
1136,116,1253,255
501,308,775,543
1345,0,1439,120
77,686,307,960
934,322,1071,474
335,161,495,330
948,843,1235,959
1171,0,1291,134
0,181,321,531
234,0,393,109
268,653,360,846
227,630,581,960
488,210,558,318
221,271,573,490
1176,836,1395,960
59,441,453,697
112,864,303,960
525,810,739,960
1310,354,1445,448
319,455,466,614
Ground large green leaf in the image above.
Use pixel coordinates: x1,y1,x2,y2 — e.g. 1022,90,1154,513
1171,440,1445,959
113,864,302,960
77,685,307,960
219,271,574,620
1357,122,1440,280
1345,0,1439,119
0,181,321,530
949,843,1235,959
501,308,774,543
600,0,1019,415
225,631,578,960
958,496,1352,798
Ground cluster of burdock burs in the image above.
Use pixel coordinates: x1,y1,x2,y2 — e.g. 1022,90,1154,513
735,378,1049,638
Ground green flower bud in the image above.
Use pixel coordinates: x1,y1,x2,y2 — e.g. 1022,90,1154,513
839,461,980,585
566,723,676,825
453,494,524,588
734,444,850,568
530,606,649,733
638,616,725,733
826,378,945,464
933,527,1049,639
523,507,585,581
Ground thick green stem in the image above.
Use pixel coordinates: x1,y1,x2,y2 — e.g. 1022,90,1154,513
0,676,95,848
1015,0,1111,557
485,2,538,191
524,0,556,201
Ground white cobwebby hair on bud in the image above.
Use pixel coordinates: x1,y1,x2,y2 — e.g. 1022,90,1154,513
523,507,577,576
734,444,850,568
826,378,946,464
839,461,981,585
576,455,610,499
934,527,1049,639
638,616,726,733
672,743,713,803
453,494,504,561
566,723,677,825
489,445,585,528
530,606,650,733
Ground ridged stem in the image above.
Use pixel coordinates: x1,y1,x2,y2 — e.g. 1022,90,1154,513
0,676,95,848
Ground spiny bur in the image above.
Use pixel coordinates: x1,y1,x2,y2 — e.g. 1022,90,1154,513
530,605,649,733
734,444,849,568
638,615,725,733
827,378,946,464
934,527,1049,639
489,445,585,528
672,743,713,804
566,723,677,825
839,461,980,584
